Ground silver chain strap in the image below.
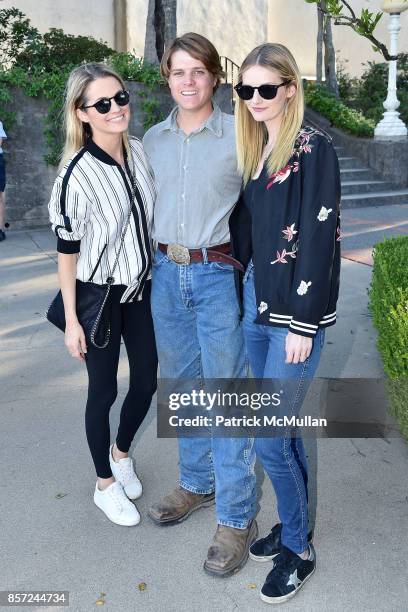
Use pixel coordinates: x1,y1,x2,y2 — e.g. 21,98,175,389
90,152,138,348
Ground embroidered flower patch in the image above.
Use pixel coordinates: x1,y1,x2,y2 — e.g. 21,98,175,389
317,206,333,222
297,280,312,295
258,302,268,314
265,127,328,191
282,223,298,241
271,243,297,264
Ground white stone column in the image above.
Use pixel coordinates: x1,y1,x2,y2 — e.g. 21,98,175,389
375,12,407,140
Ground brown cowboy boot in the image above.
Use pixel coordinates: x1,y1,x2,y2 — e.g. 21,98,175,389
204,519,258,576
148,487,215,525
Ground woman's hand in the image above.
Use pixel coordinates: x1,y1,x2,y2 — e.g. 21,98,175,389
285,331,312,364
65,319,87,362
57,253,86,362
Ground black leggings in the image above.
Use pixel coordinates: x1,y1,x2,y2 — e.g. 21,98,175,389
84,282,157,478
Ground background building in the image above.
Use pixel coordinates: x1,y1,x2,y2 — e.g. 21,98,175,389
3,0,408,76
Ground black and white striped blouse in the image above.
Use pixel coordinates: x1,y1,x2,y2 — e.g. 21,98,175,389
48,137,155,303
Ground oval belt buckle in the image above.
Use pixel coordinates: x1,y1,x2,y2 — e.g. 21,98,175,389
167,243,191,265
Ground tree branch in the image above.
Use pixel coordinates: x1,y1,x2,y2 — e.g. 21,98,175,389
334,17,397,60
340,0,356,20
316,0,400,61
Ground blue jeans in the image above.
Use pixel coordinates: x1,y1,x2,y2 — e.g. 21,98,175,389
151,248,256,529
243,265,324,553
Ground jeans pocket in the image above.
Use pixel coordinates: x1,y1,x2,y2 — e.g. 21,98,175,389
210,261,234,272
152,249,169,267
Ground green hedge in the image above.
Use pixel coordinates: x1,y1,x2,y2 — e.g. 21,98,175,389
369,236,408,439
337,56,408,127
304,82,375,137
0,8,164,165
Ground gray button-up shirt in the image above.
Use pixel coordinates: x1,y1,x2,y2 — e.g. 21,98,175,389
143,102,242,248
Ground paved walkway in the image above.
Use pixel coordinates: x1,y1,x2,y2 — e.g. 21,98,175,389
1,204,408,612
341,203,408,266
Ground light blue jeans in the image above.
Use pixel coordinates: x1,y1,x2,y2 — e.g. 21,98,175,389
243,264,324,553
151,248,257,529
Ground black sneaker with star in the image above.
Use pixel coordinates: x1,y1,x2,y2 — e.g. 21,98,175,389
249,523,313,562
260,543,316,604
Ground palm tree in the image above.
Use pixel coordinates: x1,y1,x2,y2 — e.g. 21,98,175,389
316,3,324,85
322,3,339,97
315,0,339,97
144,0,177,64
163,0,177,48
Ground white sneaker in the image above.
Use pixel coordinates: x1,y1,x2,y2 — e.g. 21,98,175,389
109,444,142,500
93,481,140,526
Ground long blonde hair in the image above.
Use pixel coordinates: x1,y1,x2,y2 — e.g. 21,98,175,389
235,44,304,185
60,63,129,169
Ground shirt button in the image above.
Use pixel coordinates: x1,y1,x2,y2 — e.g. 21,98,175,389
180,223,184,227
181,194,185,199
183,165,187,170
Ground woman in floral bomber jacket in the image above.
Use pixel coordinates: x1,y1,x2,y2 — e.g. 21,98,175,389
230,44,340,605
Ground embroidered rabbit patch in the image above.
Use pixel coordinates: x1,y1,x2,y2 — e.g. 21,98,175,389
317,206,332,222
297,280,312,295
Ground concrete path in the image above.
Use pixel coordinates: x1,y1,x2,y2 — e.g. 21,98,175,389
1,212,408,611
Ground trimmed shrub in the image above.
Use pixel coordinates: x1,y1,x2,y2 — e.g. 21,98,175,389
354,56,408,126
334,55,408,128
369,236,408,440
15,28,115,72
304,82,375,137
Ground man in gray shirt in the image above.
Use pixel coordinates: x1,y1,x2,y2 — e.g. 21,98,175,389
143,33,257,577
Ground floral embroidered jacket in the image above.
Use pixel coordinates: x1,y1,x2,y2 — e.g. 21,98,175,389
229,126,341,338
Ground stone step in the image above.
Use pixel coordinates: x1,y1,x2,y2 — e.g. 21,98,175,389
341,180,394,195
340,168,376,181
338,156,360,169
341,189,408,209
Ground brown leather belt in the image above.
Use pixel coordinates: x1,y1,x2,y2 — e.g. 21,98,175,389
158,242,244,272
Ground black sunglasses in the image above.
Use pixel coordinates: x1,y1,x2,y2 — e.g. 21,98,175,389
81,90,130,114
234,81,290,100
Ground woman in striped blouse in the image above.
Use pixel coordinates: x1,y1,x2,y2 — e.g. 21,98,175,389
48,63,157,526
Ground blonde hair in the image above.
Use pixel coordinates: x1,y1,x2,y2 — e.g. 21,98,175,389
60,63,129,169
235,43,304,185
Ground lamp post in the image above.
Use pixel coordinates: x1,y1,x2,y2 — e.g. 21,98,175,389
374,0,408,140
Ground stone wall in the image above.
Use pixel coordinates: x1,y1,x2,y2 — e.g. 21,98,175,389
4,83,233,230
305,107,408,188
328,128,408,189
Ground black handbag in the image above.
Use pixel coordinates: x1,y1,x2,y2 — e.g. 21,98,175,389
46,157,136,349
46,277,115,349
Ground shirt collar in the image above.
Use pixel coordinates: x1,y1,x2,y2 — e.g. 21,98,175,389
159,101,223,138
85,138,127,166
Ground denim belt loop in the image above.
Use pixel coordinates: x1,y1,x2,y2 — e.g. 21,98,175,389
201,247,209,264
